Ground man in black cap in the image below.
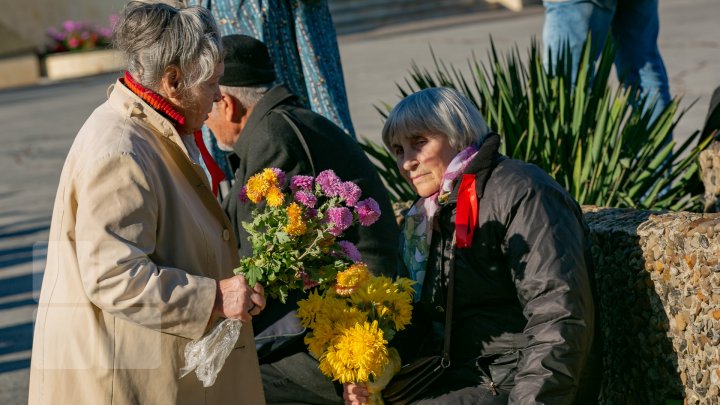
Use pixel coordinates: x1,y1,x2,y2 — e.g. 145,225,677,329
204,34,399,404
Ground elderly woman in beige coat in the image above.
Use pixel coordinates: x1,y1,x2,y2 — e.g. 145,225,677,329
29,2,266,404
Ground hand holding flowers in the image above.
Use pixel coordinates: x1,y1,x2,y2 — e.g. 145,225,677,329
297,265,415,404
180,168,383,387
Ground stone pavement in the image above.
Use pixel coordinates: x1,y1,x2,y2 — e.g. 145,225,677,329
0,1,718,403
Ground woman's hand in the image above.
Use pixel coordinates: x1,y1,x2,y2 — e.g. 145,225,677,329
343,382,369,405
213,275,266,323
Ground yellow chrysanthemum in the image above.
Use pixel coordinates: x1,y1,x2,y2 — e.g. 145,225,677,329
390,293,413,330
260,168,278,185
305,319,337,357
394,277,416,299
266,186,285,207
245,168,280,203
350,276,394,308
335,263,371,296
349,276,415,330
319,320,388,383
245,174,267,203
297,290,325,328
284,202,307,236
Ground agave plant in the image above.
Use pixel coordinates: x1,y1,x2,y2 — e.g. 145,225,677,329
361,37,710,211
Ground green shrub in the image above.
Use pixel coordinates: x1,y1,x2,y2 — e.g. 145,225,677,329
361,37,710,211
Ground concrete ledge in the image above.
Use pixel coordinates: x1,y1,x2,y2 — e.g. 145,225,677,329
0,53,39,89
43,49,124,81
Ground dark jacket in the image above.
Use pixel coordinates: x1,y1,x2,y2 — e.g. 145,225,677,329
397,134,601,404
223,85,399,360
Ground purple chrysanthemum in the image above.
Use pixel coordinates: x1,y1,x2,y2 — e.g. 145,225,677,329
316,170,342,197
327,206,353,236
294,190,317,208
337,240,363,263
271,168,286,187
338,181,362,207
290,175,314,192
355,198,381,226
238,186,249,204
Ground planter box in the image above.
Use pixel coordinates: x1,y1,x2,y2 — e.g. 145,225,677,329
0,53,40,89
43,49,124,81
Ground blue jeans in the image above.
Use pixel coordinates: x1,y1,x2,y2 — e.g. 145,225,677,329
543,0,671,123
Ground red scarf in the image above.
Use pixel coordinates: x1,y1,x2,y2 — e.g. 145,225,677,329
121,71,225,196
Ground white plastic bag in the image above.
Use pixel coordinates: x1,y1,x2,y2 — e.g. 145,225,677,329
179,318,242,387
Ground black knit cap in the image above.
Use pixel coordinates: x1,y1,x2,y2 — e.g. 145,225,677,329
219,34,276,87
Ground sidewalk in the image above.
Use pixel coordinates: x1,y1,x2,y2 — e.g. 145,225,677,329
1,1,719,403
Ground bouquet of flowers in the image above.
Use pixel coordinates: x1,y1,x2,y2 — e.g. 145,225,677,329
297,264,415,404
234,167,382,302
181,167,382,386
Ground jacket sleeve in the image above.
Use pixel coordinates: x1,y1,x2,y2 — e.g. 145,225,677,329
502,181,595,405
75,153,217,341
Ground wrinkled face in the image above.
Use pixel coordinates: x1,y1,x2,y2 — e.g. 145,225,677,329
179,62,224,133
391,133,456,198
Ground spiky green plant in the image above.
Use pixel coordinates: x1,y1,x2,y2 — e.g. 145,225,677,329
361,37,709,211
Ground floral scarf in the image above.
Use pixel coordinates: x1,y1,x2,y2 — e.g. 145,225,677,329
401,145,479,301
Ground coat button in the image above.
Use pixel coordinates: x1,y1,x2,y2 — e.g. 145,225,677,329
222,229,231,241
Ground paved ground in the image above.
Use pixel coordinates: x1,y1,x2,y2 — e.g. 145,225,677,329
1,1,718,402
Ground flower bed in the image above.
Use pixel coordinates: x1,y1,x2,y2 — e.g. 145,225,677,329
42,17,123,81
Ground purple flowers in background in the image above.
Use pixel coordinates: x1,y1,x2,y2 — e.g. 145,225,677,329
46,15,117,54
327,207,353,236
355,198,381,226
337,241,362,263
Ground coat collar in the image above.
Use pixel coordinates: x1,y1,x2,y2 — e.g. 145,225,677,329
107,79,192,158
445,133,503,205
232,84,298,155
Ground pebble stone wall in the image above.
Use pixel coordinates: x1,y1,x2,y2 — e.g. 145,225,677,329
585,207,720,404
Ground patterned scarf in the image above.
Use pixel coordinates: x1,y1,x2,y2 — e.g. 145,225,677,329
401,145,479,300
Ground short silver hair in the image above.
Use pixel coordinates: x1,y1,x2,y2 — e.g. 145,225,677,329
382,87,491,152
221,84,273,108
113,1,222,96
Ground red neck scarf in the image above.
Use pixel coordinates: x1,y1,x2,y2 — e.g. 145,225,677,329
121,71,226,196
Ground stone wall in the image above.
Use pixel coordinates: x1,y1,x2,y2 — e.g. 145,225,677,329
585,207,720,404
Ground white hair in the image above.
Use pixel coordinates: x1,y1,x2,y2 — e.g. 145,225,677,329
382,87,491,151
220,84,273,108
113,1,222,97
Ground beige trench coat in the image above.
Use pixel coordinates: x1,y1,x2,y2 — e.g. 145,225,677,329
29,80,265,404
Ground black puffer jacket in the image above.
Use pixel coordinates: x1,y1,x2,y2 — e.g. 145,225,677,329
397,134,601,404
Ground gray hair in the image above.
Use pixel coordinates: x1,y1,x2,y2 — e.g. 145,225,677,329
220,84,273,108
113,1,222,96
381,87,491,152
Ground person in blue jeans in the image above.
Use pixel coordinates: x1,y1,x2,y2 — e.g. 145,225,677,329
543,0,671,124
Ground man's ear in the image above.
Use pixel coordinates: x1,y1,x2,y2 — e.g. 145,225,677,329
218,93,234,121
160,65,183,99
227,94,249,123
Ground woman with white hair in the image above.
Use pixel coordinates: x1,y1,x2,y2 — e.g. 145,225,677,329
344,87,601,404
29,2,265,403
